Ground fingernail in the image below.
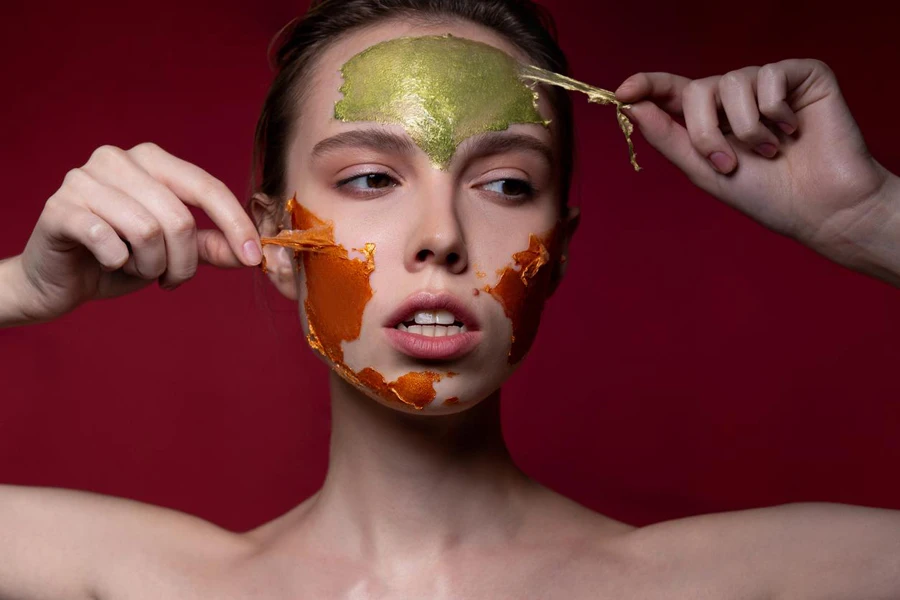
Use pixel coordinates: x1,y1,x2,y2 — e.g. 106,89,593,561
777,121,796,135
755,143,778,158
708,151,734,174
243,240,262,265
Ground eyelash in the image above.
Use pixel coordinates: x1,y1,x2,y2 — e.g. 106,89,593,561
336,171,536,202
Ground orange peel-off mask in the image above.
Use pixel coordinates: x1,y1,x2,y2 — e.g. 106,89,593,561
261,196,450,410
483,224,562,364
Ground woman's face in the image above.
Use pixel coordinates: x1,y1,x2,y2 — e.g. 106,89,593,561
268,20,576,414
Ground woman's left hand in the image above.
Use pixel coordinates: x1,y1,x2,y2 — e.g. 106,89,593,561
616,59,897,277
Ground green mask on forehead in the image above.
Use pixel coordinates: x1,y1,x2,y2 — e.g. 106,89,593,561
334,34,549,169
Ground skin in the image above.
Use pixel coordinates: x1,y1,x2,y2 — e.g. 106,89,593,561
1,16,900,600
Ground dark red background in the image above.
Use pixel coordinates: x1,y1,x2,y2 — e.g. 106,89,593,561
1,1,898,530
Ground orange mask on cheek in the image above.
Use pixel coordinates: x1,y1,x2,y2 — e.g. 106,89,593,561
483,224,561,365
261,195,449,410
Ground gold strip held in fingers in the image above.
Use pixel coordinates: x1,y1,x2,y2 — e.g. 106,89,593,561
519,64,641,172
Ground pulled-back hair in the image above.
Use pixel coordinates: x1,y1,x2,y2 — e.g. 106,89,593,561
252,0,575,211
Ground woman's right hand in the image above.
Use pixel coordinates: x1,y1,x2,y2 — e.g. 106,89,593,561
6,142,263,325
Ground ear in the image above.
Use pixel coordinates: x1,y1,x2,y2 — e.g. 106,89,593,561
249,192,299,302
547,205,580,298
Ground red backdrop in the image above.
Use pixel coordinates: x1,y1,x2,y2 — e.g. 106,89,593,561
1,1,898,530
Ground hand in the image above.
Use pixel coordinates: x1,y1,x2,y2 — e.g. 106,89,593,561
8,143,262,324
616,59,894,271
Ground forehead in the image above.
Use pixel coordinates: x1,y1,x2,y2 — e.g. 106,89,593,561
297,20,555,151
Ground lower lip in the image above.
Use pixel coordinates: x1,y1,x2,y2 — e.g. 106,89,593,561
384,327,481,360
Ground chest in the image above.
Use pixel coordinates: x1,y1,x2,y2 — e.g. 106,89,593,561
107,551,772,600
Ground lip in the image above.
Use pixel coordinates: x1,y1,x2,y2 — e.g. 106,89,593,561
383,290,483,361
384,327,482,360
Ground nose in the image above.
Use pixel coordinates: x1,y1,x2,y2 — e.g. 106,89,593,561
405,193,468,275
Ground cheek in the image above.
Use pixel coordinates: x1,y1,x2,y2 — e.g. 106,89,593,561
476,220,562,365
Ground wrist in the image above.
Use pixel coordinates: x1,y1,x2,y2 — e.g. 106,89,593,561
840,170,900,286
0,255,37,327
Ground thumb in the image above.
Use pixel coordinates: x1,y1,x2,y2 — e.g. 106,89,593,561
197,229,247,268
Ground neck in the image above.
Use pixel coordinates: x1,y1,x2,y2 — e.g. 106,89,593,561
309,371,535,562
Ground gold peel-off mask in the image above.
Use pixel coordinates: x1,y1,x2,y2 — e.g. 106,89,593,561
336,34,640,171
260,196,450,410
335,34,547,169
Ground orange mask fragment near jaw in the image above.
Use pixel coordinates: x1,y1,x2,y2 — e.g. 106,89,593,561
483,226,560,365
260,195,449,410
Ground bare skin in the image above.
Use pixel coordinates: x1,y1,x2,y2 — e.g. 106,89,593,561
2,17,900,600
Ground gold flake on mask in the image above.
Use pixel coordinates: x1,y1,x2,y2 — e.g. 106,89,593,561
335,35,548,169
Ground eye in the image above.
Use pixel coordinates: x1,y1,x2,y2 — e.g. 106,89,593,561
479,178,535,200
337,172,399,194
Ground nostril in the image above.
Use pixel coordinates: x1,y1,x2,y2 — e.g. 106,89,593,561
447,252,460,265
416,249,433,262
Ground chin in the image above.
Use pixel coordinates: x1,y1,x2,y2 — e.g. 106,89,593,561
331,356,511,415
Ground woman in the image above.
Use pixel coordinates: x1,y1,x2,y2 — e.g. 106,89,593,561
1,0,898,597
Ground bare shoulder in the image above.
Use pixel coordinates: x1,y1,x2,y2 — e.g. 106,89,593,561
0,484,251,599
621,502,900,599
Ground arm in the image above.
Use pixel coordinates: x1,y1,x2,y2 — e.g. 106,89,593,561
0,485,248,600
769,502,900,599
628,502,900,599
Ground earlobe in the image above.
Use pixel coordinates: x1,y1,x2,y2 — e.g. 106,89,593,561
250,192,299,302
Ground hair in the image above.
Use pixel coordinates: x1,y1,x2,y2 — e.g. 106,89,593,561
251,0,575,213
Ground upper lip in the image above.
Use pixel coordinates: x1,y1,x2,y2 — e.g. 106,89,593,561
384,290,481,330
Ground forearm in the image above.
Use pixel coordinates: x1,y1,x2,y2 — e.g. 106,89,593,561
0,256,33,328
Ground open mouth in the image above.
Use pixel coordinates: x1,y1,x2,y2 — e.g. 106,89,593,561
384,292,482,360
394,309,469,337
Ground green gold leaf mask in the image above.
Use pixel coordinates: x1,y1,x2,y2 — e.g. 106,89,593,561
334,34,548,169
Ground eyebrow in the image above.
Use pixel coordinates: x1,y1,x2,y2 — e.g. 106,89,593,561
311,130,418,161
309,129,554,166
459,132,554,167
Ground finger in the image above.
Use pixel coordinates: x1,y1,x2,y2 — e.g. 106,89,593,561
197,229,246,268
622,101,715,188
756,62,802,134
83,145,198,288
616,72,692,115
682,77,737,175
127,143,262,266
64,168,167,279
38,198,130,271
718,68,780,157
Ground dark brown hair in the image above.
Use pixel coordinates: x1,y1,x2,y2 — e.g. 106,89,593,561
252,0,575,211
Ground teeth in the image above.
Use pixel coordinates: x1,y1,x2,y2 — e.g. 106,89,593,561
396,323,468,337
413,310,457,325
435,310,455,325
413,311,435,325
